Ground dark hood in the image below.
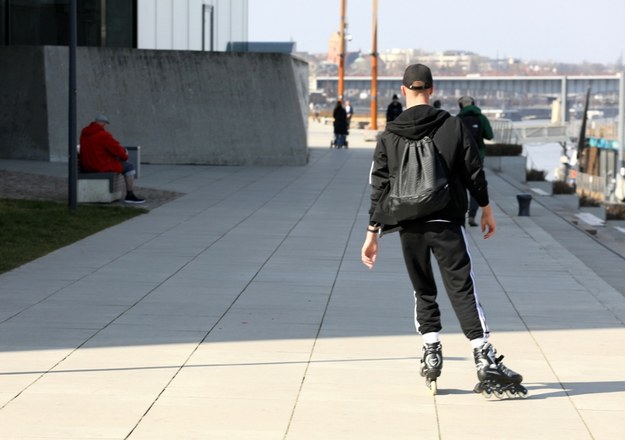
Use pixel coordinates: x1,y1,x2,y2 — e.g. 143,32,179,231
385,104,451,140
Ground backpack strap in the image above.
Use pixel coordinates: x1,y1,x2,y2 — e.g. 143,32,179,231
420,119,451,176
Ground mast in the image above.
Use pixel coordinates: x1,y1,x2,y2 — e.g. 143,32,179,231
338,0,347,100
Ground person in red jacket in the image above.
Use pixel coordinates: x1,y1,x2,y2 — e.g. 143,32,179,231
79,115,145,204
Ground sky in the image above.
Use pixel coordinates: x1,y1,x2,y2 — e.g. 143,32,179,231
248,0,625,65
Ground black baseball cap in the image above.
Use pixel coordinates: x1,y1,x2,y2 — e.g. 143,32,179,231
402,64,433,90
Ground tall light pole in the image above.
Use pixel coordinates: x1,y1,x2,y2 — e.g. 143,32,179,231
617,71,625,201
370,0,378,130
338,0,347,100
68,0,78,212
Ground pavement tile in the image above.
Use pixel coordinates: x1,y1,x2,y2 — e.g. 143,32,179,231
0,125,624,439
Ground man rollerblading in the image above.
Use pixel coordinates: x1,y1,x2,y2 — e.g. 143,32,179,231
361,64,528,399
473,342,528,399
420,342,443,395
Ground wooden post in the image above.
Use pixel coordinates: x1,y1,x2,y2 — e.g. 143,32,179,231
338,0,346,101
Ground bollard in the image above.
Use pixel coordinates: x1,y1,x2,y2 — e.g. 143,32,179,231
516,193,532,216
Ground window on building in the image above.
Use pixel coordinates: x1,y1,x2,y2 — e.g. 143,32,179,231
3,0,135,47
0,0,6,45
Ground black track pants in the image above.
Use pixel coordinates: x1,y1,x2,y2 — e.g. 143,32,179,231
398,221,489,341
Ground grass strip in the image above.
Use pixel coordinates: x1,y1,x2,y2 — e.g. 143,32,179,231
0,199,147,274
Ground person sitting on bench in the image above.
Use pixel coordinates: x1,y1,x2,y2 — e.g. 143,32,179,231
79,115,145,204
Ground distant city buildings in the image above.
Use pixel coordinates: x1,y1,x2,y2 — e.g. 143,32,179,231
305,33,622,79
326,32,342,65
303,33,621,123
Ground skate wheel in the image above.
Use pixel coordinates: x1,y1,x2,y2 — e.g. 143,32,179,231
493,389,505,399
429,380,438,396
481,389,493,399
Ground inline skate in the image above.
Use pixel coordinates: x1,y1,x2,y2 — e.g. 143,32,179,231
473,342,528,399
420,342,443,395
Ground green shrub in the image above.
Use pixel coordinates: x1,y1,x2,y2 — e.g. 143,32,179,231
579,194,600,207
552,180,576,194
526,168,546,181
606,203,625,220
485,143,523,156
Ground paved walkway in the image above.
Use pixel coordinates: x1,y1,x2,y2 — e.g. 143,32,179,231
1,123,625,439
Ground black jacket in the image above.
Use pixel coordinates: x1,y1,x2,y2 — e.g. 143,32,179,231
333,107,348,135
386,101,403,122
369,104,489,231
457,104,494,159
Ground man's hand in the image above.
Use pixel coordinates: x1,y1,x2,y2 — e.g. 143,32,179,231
361,231,379,270
480,204,496,239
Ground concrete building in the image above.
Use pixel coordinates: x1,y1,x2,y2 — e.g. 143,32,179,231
378,48,420,73
0,0,309,166
137,0,248,52
326,31,342,65
418,50,488,73
1,0,248,52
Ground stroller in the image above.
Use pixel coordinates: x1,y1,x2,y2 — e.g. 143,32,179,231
330,131,349,149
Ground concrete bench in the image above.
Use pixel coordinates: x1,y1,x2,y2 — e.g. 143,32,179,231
77,172,124,203
76,145,140,203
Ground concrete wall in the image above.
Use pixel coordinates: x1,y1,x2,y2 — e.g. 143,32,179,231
484,156,527,183
0,47,50,160
0,46,309,166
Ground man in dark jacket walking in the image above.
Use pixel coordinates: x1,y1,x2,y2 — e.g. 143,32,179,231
386,94,403,122
457,96,494,226
360,64,526,398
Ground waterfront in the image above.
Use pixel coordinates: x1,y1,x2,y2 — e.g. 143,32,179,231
524,142,564,181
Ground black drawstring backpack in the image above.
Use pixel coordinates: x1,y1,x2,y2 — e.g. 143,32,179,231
388,133,450,222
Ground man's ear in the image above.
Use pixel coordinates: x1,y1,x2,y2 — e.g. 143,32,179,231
400,85,407,97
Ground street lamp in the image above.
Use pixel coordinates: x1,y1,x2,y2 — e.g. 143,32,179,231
617,71,625,201
68,0,77,212
370,0,378,130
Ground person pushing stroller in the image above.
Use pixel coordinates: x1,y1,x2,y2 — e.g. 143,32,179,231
331,100,349,148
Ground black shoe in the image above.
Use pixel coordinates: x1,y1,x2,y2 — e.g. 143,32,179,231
473,342,522,383
124,192,145,204
420,342,443,380
473,342,527,399
468,217,478,227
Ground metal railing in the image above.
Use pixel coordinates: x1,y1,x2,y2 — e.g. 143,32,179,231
491,119,514,144
491,119,569,145
514,123,569,145
576,172,607,195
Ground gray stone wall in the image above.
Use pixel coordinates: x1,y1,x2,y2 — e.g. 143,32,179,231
0,47,50,160
0,46,309,166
